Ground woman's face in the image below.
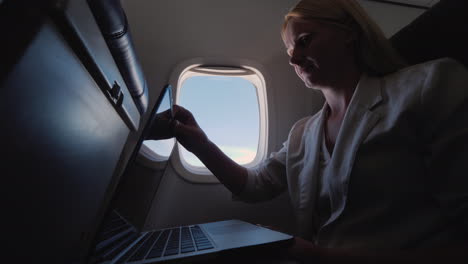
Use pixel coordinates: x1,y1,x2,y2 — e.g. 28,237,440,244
283,18,357,89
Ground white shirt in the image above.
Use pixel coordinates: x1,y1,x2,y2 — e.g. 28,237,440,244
237,58,468,249
316,123,332,236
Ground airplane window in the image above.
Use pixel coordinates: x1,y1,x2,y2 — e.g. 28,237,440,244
141,139,175,160
175,66,268,176
179,75,259,167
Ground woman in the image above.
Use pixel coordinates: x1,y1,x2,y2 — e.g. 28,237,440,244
157,0,468,262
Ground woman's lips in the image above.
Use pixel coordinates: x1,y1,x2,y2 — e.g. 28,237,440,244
300,63,315,75
301,60,316,73
304,65,314,72
294,60,316,80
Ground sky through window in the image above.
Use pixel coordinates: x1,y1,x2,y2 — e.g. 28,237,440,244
178,75,260,167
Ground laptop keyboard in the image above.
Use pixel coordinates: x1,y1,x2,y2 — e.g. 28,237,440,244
118,225,214,263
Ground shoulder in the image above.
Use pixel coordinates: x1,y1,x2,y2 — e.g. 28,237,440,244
395,58,468,95
384,58,468,128
384,58,467,84
412,57,467,74
372,58,468,104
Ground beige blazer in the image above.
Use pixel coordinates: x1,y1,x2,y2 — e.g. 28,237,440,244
241,58,468,249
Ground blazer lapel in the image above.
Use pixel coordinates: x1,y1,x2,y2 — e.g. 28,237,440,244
322,74,384,227
291,105,326,238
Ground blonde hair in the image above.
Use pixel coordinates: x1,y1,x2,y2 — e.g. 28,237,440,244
282,0,406,76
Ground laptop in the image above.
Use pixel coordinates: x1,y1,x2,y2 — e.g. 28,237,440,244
88,84,293,264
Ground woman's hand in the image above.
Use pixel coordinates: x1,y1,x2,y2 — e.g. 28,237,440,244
255,225,323,262
171,105,209,154
148,105,208,154
286,236,322,262
149,108,174,140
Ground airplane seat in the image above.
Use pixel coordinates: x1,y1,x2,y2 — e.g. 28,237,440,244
87,0,149,115
390,0,468,68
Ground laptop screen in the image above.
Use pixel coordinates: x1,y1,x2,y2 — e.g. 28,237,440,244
128,84,174,167
87,84,175,262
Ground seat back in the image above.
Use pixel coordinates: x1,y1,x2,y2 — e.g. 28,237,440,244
0,0,148,262
391,0,468,67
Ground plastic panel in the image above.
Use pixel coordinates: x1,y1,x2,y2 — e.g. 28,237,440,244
1,20,130,263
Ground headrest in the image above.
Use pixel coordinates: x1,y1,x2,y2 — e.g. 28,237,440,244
88,0,148,115
390,0,468,68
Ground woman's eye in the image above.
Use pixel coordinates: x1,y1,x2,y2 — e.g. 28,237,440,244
297,34,312,46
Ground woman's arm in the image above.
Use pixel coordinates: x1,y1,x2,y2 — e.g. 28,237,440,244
168,105,248,195
149,104,288,199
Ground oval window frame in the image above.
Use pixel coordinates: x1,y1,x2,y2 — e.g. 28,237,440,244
168,58,269,183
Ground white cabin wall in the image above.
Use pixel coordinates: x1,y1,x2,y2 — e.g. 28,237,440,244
121,0,426,233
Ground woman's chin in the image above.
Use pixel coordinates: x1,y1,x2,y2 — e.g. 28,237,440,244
307,84,321,90
303,78,319,89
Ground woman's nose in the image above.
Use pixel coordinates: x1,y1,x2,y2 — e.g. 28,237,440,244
289,48,304,66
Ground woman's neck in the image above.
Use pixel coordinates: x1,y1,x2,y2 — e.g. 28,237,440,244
321,69,362,118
